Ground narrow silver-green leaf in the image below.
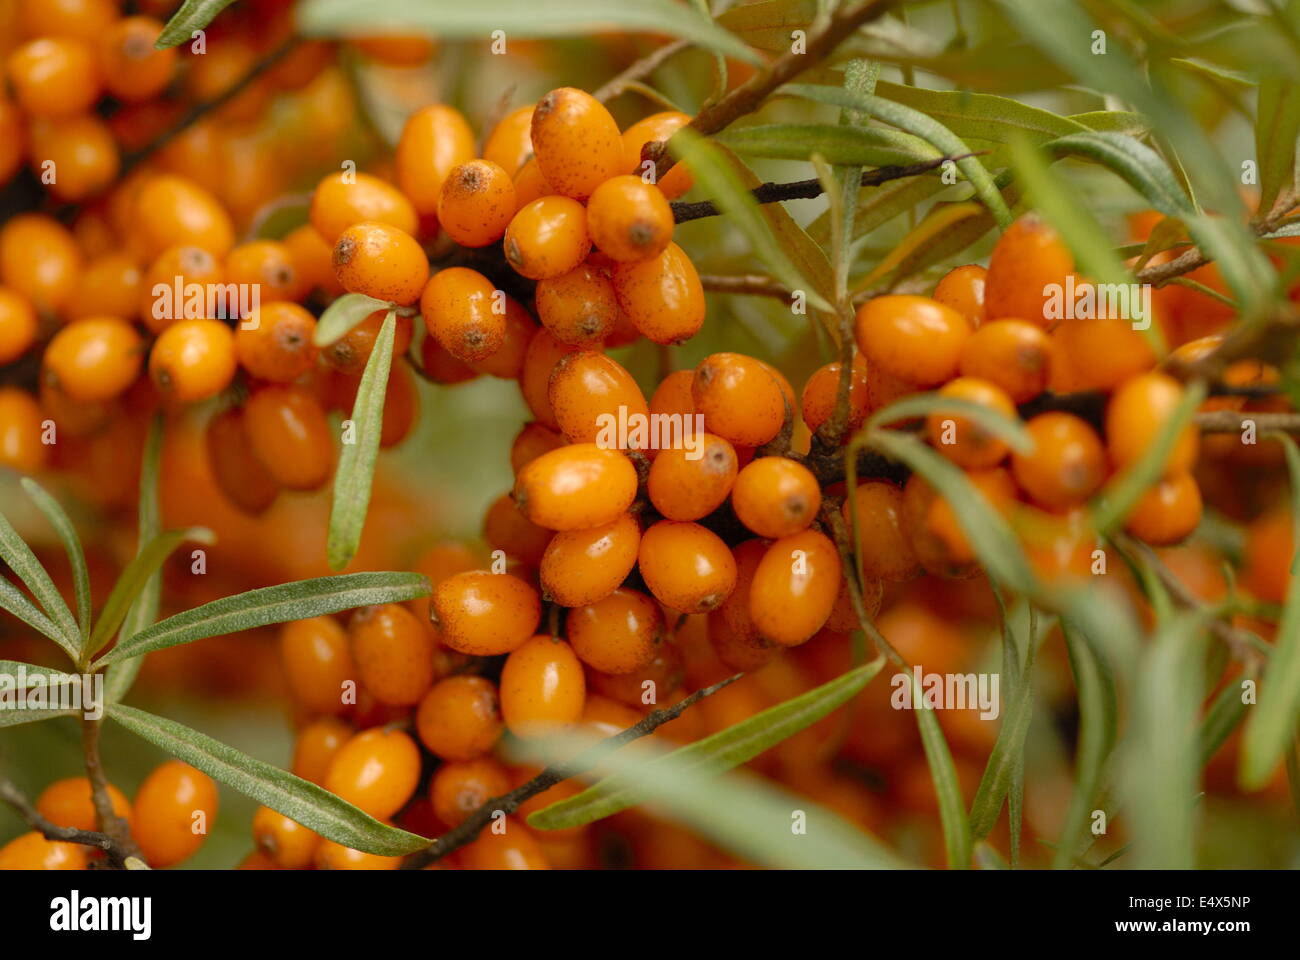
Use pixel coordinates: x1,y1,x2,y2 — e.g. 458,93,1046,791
913,685,974,869
1200,671,1250,767
327,309,396,571
867,393,1033,453
20,478,90,645
0,498,79,661
155,0,236,47
0,660,84,728
720,124,938,167
108,703,430,856
1045,131,1192,218
94,572,429,668
872,80,1088,144
969,641,1035,839
1069,111,1149,137
1256,76,1300,217
1,576,63,643
312,292,392,348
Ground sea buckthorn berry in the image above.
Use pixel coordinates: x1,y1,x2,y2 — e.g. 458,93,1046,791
394,104,476,216
19,0,117,41
638,520,738,614
416,675,503,761
547,351,648,446
376,362,419,447
958,318,1051,403
284,224,346,298
621,111,693,199
925,377,1017,469
511,422,565,475
484,491,554,565
519,329,580,427
421,267,505,363
0,833,89,870
504,196,589,280
841,480,921,581
1011,412,1105,510
531,87,624,200
647,433,737,521
322,309,414,376
750,530,842,647
437,160,517,248
99,16,176,102
582,695,644,738
649,368,695,418
0,100,23,186
568,587,663,675
467,297,533,380
802,356,869,436
280,615,354,715
587,175,675,263
1052,316,1156,392
292,717,352,786
589,639,685,706
500,634,587,738
855,295,972,387
691,353,786,447
1123,471,1202,546
135,175,236,261
540,512,641,607
1105,372,1197,476
252,807,318,870
731,456,822,539
351,33,437,65
67,254,142,323
243,384,334,490
535,262,619,347
225,240,308,305
1018,506,1096,583
332,221,429,306
432,571,542,655
310,170,419,244
133,761,219,868
43,317,142,403
36,777,131,833
459,821,551,870
611,242,705,345
315,838,401,870
430,758,512,829
513,443,638,531
0,388,49,473
140,245,225,332
904,468,1016,575
483,106,535,177
149,318,237,403
7,38,101,118
324,728,420,820
932,263,987,327
708,539,780,672
349,603,435,707
983,214,1074,328
512,158,551,210
235,302,317,381
205,406,279,514
825,576,883,632
0,288,38,365
0,213,83,314
28,114,118,202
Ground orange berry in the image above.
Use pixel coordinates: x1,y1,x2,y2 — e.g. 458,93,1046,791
99,16,176,102
535,262,619,347
647,433,737,521
983,214,1074,328
315,838,401,870
432,570,542,655
139,244,225,332
513,442,638,531
280,615,355,715
43,317,142,402
511,422,565,475
801,356,869,436
547,351,648,446
925,377,1018,469
958,318,1051,404
35,777,131,833
587,175,674,262
841,480,921,581
251,806,319,869
321,309,413,376
420,267,505,363
149,318,236,402
350,603,435,707
243,384,334,490
731,456,821,539
0,287,38,364
0,213,82,314
903,467,1017,575
511,158,551,210
470,295,535,379
1018,506,1096,583
28,113,118,202
1052,315,1156,392
540,511,641,607
332,221,428,306
504,196,589,280
855,294,972,387
0,99,24,186
234,301,316,381
500,634,587,738
66,254,142,323
610,242,704,345
292,717,352,786
324,727,421,820
132,760,219,868
459,821,550,869
135,174,236,260
483,106,535,177
284,224,346,298
351,34,436,65
750,530,842,647
649,368,695,419
0,832,89,870
1105,372,1198,476
1123,471,1202,546
0,387,49,473
568,587,663,675
416,675,503,761
394,104,476,216
225,240,308,305
437,160,516,247
204,405,277,514
7,37,101,117
1243,509,1293,605
932,263,986,326
518,328,580,427
638,520,737,613
1011,412,1106,510
430,757,511,826
531,87,623,200
691,353,786,447
707,539,780,672
310,170,418,244
483,491,554,565
19,0,117,42
621,111,693,199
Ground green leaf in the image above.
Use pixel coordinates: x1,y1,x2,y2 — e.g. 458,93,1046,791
781,83,1013,227
20,479,90,645
1256,76,1300,218
1,576,64,643
672,131,834,312
530,657,887,830
155,0,236,47
1200,672,1250,767
0,496,79,661
517,729,906,869
867,392,1033,454
105,413,164,704
1090,381,1207,535
0,660,83,728
1240,433,1300,788
871,80,1088,144
714,0,817,51
327,309,396,571
1045,131,1193,218
107,703,430,856
720,124,939,167
0,706,78,728
1068,111,1149,137
88,527,215,659
805,172,949,247
93,572,430,668
912,685,974,869
313,293,392,348
968,638,1035,839
298,0,763,64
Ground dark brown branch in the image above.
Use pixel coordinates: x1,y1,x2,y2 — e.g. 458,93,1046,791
594,38,691,103
1194,410,1300,434
81,716,144,868
406,672,743,867
0,776,142,865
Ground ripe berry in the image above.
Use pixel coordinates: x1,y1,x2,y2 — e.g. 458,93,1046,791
621,111,693,199
149,318,237,402
236,302,317,382
958,318,1051,403
801,356,869,436
66,254,143,323
568,587,663,675
511,422,565,475
459,822,550,869
252,806,319,869
841,480,921,581
983,214,1073,327
1019,506,1096,582
292,717,352,786
432,570,542,655
349,603,436,706
513,443,638,531
518,329,580,428
0,387,49,473
483,491,554,565
512,158,551,210
547,351,647,446
483,106,535,177
925,377,1018,469
504,196,589,280
394,104,476,216
421,267,505,363
310,170,418,244
0,213,83,314
530,87,623,200
438,160,516,247
28,114,119,202
1124,471,1202,545
0,832,89,870
140,244,225,332
647,433,738,521
904,468,1016,575
416,675,503,761
638,520,737,613
535,262,619,346
243,384,334,490
430,757,511,826
1105,372,1198,476
855,294,971,387
332,221,428,305
35,777,131,832
649,369,695,418
932,263,987,326
322,309,414,376
324,727,421,820
280,615,355,715
133,760,219,868
1011,412,1106,510
225,240,308,305
43,317,142,403
19,0,117,42
135,174,236,260
587,175,675,262
708,539,781,672
99,16,177,102
750,530,842,647
315,838,401,870
611,242,704,344
284,224,346,298
540,511,641,607
500,634,587,738
7,38,101,118
691,353,786,447
731,456,821,539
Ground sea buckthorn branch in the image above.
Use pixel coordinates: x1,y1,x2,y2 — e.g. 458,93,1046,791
0,775,146,868
645,0,897,179
81,715,144,868
593,38,692,103
407,672,743,867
